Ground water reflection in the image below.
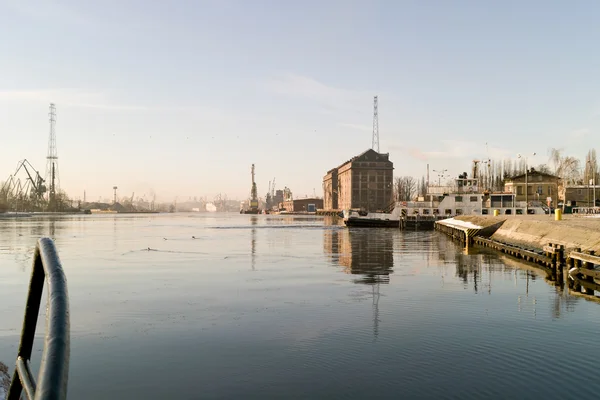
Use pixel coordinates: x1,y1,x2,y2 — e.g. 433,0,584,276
250,216,257,271
49,218,56,238
323,227,393,339
325,228,394,284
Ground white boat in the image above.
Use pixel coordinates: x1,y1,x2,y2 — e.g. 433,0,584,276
344,165,548,228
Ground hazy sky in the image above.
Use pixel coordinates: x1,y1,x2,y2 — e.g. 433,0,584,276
2,0,600,202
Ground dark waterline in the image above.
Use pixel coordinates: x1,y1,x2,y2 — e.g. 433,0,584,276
1,213,599,399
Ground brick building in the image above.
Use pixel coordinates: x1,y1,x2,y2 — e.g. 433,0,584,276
323,149,394,212
280,198,324,212
323,168,338,210
503,169,560,208
564,185,600,207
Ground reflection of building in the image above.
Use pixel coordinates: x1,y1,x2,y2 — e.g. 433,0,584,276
323,149,394,212
504,169,560,208
280,198,324,212
324,228,394,284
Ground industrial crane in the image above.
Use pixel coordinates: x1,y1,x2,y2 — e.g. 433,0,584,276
242,164,260,214
271,177,276,199
1,159,47,211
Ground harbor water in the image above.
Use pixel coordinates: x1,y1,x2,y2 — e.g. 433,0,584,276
1,214,600,399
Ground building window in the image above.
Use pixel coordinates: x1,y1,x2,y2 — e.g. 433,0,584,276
578,189,582,195
537,186,543,195
517,186,523,195
455,196,463,202
456,209,463,215
470,196,478,202
482,209,489,215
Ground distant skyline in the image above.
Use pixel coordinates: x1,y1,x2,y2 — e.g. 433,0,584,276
2,0,600,201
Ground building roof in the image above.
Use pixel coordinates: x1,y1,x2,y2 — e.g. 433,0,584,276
565,185,600,189
505,170,560,181
336,148,390,170
292,197,323,202
324,149,392,180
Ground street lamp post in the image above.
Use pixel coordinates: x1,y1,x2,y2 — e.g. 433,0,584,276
587,160,596,208
433,169,448,186
518,152,536,215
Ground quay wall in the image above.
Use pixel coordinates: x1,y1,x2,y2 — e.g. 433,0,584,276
452,215,600,252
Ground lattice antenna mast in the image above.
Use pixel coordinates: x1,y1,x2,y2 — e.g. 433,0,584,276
45,103,60,210
372,95,379,153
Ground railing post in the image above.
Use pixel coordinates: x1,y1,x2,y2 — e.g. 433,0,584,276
7,237,70,400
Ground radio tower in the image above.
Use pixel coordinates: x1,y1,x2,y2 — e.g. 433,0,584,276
45,103,60,211
372,95,379,153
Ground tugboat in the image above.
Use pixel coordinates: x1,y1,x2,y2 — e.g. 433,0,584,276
343,208,401,228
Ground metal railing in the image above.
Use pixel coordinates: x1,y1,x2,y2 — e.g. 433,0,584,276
7,237,70,400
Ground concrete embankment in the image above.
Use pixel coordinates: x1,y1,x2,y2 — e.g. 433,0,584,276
451,215,600,252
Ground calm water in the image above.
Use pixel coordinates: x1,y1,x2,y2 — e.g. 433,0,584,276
1,213,599,399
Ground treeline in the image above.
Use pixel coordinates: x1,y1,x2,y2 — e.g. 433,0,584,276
393,148,599,201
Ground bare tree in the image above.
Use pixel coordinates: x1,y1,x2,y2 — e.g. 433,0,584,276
584,149,598,185
536,164,551,174
394,176,417,201
548,148,580,184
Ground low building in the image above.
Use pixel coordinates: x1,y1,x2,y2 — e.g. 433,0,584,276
323,149,394,212
280,198,324,212
503,169,560,208
564,185,600,207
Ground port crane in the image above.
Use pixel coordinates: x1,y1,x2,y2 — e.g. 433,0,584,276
241,164,260,214
264,177,276,211
1,159,47,210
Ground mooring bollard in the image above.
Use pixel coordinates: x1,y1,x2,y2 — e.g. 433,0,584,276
493,209,499,216
556,245,565,282
555,208,562,221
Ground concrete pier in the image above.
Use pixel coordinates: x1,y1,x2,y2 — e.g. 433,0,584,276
435,215,600,299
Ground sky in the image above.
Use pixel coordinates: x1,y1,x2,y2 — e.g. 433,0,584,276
1,0,600,202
